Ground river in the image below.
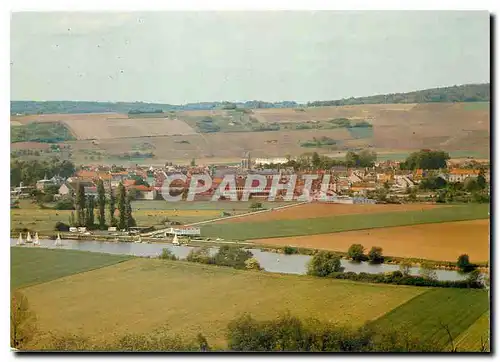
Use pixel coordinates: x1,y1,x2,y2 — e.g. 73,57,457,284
10,238,470,282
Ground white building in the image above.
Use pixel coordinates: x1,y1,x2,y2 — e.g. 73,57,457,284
254,157,288,165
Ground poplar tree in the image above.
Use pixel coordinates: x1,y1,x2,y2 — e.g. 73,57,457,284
108,185,117,227
97,179,106,229
75,183,86,227
117,182,127,230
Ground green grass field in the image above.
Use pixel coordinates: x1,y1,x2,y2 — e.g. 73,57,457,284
202,204,489,240
455,311,490,352
10,200,298,234
11,122,76,143
11,247,131,289
17,254,425,346
370,288,489,351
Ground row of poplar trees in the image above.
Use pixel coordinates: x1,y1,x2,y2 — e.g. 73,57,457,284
69,180,136,230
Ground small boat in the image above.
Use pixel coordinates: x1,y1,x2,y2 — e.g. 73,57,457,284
17,233,25,245
172,234,180,246
26,232,32,243
33,232,40,246
54,233,62,246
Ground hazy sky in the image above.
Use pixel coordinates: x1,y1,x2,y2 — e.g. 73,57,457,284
11,11,490,104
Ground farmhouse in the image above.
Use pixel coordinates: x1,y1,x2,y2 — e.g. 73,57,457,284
447,169,481,183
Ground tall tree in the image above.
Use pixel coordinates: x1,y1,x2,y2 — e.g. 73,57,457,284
108,185,117,227
125,194,136,229
85,195,95,229
97,179,106,229
75,183,86,227
117,182,127,230
311,152,321,169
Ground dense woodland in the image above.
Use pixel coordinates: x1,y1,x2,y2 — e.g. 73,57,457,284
307,83,490,107
11,84,489,115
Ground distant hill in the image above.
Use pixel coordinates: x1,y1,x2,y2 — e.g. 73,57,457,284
10,83,489,115
307,83,490,107
10,100,299,116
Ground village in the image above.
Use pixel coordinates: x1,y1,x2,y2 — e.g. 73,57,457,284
10,150,490,244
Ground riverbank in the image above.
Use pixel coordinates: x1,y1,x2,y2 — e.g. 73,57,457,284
11,231,488,273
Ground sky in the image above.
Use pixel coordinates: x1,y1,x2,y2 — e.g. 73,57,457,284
10,11,490,104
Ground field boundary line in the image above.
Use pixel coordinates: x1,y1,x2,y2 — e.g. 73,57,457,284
144,201,307,236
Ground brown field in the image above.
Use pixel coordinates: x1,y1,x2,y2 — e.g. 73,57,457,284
64,117,197,140
67,128,353,160
10,112,127,124
10,142,52,150
11,102,490,160
255,220,489,262
11,113,197,140
218,203,443,224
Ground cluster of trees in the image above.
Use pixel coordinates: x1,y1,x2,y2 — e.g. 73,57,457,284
196,117,221,133
11,122,76,143
10,158,75,186
113,151,155,160
347,244,384,264
272,150,377,171
67,181,135,230
400,150,450,170
419,169,489,204
301,136,337,148
186,246,261,270
328,118,373,128
306,251,484,289
128,109,163,114
307,83,489,107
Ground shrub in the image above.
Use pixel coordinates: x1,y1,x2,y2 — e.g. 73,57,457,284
283,246,298,255
419,262,438,281
347,244,366,262
250,201,263,209
244,257,262,270
54,198,75,210
399,259,413,276
11,291,37,350
159,248,178,261
457,254,476,272
54,221,70,232
368,246,384,264
186,247,213,264
212,246,252,269
307,251,344,277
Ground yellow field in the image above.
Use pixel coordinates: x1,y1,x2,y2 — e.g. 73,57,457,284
255,220,490,263
21,258,425,346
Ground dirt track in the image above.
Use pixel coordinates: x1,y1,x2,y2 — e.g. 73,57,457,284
255,220,489,262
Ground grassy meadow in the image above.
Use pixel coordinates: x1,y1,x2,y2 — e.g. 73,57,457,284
16,251,425,347
203,204,490,240
10,200,297,235
455,312,490,352
11,247,131,289
370,288,490,350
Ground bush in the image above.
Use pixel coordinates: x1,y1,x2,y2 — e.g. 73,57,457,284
307,251,344,277
368,246,384,264
54,221,70,232
54,198,75,210
186,247,213,264
283,246,298,255
158,248,178,261
250,201,263,209
347,244,366,262
212,246,252,269
244,257,262,270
